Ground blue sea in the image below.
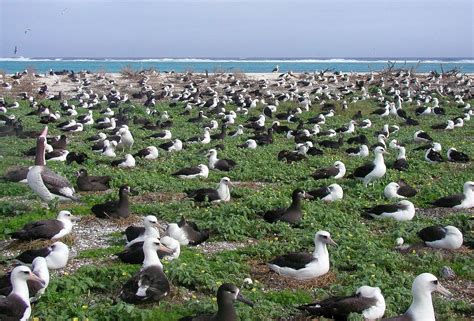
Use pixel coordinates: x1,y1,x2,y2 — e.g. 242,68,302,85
0,58,473,74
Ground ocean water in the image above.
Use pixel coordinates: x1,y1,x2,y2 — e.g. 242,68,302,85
0,58,473,74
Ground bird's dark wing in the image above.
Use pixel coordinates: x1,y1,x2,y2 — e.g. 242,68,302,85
365,203,403,215
262,207,286,223
299,294,377,318
16,246,52,263
187,188,219,202
117,243,144,264
158,141,173,150
308,186,330,199
41,167,74,196
269,252,315,270
432,193,464,207
214,160,234,171
312,166,338,179
181,222,209,245
124,226,145,242
172,166,201,176
91,200,119,218
11,219,63,240
417,226,447,242
393,158,408,171
88,176,111,184
111,158,126,167
223,158,237,166
397,184,417,197
353,163,375,178
0,294,29,321
450,150,469,162
133,148,151,158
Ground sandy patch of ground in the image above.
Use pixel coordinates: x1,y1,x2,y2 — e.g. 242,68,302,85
416,207,473,219
131,191,186,203
196,240,249,255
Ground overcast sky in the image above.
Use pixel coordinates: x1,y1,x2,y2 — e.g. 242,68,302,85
0,0,472,58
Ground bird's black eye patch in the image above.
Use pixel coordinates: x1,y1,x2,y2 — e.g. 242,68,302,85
322,235,328,238
23,271,29,274
432,280,438,285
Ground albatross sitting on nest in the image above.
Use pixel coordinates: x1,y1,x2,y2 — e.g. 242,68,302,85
431,181,473,209
179,283,253,321
298,285,386,321
267,231,337,280
10,211,76,241
119,237,172,304
186,177,232,203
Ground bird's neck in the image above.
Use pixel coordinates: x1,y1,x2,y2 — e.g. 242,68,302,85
373,153,384,165
397,148,406,159
289,195,301,209
36,267,49,285
313,242,328,259
217,184,230,200
216,299,237,321
464,187,473,198
145,226,160,238
35,142,46,166
407,291,435,320
59,218,73,230
143,247,162,269
209,154,218,165
119,192,129,207
11,279,31,304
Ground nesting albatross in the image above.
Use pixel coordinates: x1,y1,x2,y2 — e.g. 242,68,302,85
267,231,337,280
431,181,473,209
417,225,463,250
10,211,75,241
186,177,232,202
298,285,386,321
119,237,172,304
179,283,253,321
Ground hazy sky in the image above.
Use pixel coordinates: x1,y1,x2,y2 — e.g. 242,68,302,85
0,0,472,58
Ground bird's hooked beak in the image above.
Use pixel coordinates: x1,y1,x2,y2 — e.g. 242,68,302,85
154,221,166,233
129,188,139,196
74,171,81,177
327,237,338,246
28,271,45,286
158,244,174,254
237,292,254,307
71,215,81,223
436,282,452,298
382,150,389,155
302,191,314,200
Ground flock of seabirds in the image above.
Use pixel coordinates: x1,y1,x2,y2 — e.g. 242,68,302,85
0,65,472,321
